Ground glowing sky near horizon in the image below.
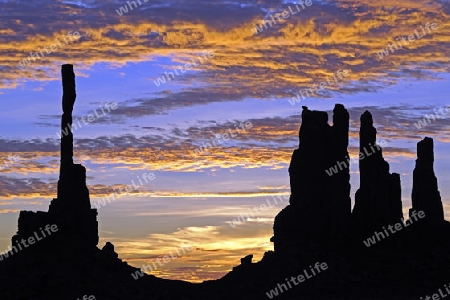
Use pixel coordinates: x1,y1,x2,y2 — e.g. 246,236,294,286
0,0,450,282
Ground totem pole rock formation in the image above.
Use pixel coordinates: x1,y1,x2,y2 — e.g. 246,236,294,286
409,137,444,227
351,111,403,240
271,104,351,253
12,64,98,248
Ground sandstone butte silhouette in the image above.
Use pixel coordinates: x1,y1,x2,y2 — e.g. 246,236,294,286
0,65,449,299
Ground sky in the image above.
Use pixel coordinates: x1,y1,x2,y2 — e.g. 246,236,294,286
0,0,450,282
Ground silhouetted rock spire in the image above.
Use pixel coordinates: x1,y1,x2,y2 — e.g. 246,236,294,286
60,64,76,169
271,104,351,253
410,137,444,226
351,111,403,240
13,64,98,248
329,104,351,241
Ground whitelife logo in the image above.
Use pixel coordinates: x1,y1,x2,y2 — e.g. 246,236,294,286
265,262,328,298
77,296,95,300
191,120,253,156
56,102,118,139
0,224,58,261
18,31,81,68
229,194,289,228
251,0,313,34
153,51,215,87
363,210,425,247
420,283,450,300
0,154,20,170
414,105,450,130
131,245,193,280
92,172,156,209
288,70,350,106
376,22,439,59
325,141,387,176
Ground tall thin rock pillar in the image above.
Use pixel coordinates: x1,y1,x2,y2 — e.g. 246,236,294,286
13,65,99,249
410,137,444,227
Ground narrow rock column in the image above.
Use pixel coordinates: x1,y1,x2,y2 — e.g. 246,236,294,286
13,64,99,248
61,64,75,170
57,64,76,201
410,137,444,226
351,111,403,240
49,64,98,247
328,104,351,242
